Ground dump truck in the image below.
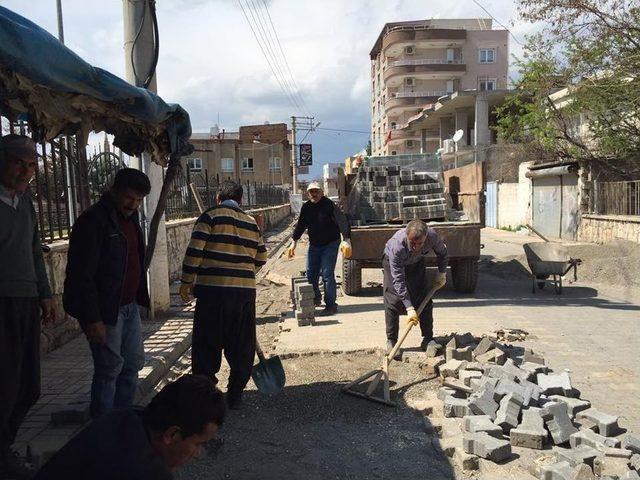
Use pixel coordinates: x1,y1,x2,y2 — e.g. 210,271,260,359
339,154,482,295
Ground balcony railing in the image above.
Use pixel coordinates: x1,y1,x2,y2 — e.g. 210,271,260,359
388,58,464,68
394,90,448,98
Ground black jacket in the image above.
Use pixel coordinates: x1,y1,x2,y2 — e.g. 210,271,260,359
292,196,351,247
63,193,149,327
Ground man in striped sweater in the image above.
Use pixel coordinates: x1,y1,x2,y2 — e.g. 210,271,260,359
179,180,268,409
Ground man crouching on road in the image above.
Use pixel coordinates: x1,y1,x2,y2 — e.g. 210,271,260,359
383,219,448,359
34,374,225,480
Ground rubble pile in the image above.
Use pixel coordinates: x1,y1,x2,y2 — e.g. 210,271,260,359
426,332,640,479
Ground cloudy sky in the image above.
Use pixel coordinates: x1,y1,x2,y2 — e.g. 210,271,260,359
2,0,538,179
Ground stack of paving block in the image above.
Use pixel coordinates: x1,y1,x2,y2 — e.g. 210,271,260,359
425,332,640,478
353,165,446,223
292,278,316,326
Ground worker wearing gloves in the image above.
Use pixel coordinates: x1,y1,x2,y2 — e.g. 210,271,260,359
288,182,351,316
382,219,448,359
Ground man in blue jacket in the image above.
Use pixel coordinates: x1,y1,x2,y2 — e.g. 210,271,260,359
64,168,150,418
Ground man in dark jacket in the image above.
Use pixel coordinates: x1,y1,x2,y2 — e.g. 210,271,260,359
288,182,351,316
34,374,226,480
0,135,54,479
64,168,150,418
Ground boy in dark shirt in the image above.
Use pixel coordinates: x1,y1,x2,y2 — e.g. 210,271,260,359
34,374,226,480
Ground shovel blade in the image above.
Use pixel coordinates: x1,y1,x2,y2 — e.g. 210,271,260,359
252,356,285,394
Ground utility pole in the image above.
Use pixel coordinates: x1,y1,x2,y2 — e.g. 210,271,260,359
122,0,170,316
290,116,298,194
56,0,64,43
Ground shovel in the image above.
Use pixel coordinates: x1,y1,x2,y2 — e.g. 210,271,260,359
252,339,286,394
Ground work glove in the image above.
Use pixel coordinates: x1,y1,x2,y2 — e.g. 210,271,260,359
406,306,419,326
434,272,447,289
340,239,352,259
287,241,297,259
179,283,194,303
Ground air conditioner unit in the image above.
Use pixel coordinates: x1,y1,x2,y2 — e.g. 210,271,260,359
406,140,415,148
404,77,416,87
404,46,415,55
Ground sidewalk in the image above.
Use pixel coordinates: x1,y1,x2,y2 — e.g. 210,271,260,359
275,228,640,433
14,290,194,464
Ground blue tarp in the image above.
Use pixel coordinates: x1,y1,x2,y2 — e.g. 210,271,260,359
0,6,193,161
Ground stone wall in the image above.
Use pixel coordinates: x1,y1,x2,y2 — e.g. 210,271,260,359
578,214,640,244
165,203,291,281
39,203,291,353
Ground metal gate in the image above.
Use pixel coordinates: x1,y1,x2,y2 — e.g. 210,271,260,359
485,181,498,228
530,166,579,240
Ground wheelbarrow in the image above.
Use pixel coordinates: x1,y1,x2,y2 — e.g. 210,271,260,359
523,242,582,294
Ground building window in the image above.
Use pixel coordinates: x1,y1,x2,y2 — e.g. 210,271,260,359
269,157,282,171
479,78,497,91
391,150,397,155
241,157,254,172
478,48,496,64
221,158,234,173
187,157,202,171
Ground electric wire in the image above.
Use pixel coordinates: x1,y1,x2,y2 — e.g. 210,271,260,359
469,0,524,47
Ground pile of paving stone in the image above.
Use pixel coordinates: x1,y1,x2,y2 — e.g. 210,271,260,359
290,275,316,326
427,332,640,479
352,165,446,222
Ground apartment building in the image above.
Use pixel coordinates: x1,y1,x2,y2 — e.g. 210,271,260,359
370,18,509,156
183,122,293,187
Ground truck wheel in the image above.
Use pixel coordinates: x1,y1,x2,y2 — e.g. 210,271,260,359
451,258,478,293
342,259,362,296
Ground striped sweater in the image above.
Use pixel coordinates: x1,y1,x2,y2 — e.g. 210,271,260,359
181,204,268,291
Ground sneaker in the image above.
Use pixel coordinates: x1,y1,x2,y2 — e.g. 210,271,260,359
2,449,35,480
318,305,338,317
313,297,322,307
386,339,402,361
226,392,243,410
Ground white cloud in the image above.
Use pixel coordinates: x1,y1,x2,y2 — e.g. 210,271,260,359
1,0,539,178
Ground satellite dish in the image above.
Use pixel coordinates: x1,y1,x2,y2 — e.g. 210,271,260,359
452,129,464,143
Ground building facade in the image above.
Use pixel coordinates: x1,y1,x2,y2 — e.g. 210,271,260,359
369,18,509,156
183,122,293,188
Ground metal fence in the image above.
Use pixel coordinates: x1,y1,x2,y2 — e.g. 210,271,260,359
594,180,640,216
163,167,290,221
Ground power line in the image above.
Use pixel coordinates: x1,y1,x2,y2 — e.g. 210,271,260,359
470,0,524,47
260,0,312,116
236,0,301,112
245,0,302,112
316,127,371,134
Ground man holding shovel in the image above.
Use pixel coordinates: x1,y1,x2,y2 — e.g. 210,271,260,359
179,180,268,409
383,219,448,360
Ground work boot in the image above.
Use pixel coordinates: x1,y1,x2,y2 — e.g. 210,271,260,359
313,296,322,307
421,338,441,354
386,339,402,361
226,391,243,410
318,304,338,317
1,448,36,480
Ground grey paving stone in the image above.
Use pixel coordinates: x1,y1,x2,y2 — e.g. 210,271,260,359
541,401,579,445
495,377,541,407
570,429,621,449
537,372,574,397
594,455,633,478
523,348,546,365
629,453,640,471
462,431,512,462
622,470,640,480
549,395,592,419
463,415,504,438
576,408,621,437
622,434,640,455
464,361,484,371
451,346,474,362
569,464,596,480
555,445,600,468
438,358,467,378
510,407,547,449
540,461,574,480
437,386,459,401
520,361,550,376
459,369,483,387
502,358,535,383
455,332,476,347
468,385,499,420
597,446,633,459
443,396,471,418
425,341,442,358
494,392,524,432
473,337,495,358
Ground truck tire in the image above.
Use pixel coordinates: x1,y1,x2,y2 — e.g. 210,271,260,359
451,258,478,293
342,259,362,296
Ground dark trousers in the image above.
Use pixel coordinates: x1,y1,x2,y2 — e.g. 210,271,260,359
382,256,434,342
0,297,40,452
191,289,256,395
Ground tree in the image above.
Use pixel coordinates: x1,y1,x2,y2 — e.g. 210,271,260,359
496,0,640,177
365,140,372,156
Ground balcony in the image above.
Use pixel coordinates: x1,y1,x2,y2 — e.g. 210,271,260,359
388,58,464,68
383,28,467,56
384,62,466,86
384,92,446,115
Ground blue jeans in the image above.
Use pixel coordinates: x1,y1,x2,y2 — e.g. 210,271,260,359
89,302,145,418
306,239,340,308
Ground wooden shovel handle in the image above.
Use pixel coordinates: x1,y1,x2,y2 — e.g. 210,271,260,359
255,337,267,362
